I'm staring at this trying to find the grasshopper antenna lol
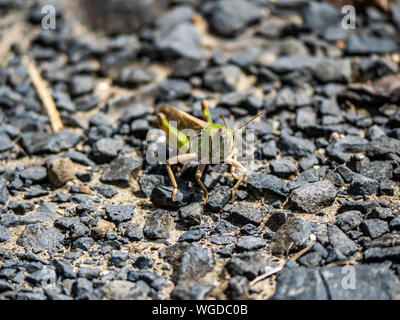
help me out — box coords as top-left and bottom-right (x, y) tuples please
(234, 112), (264, 134)
(219, 110), (227, 128)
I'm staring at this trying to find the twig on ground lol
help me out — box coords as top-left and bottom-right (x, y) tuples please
(250, 242), (315, 286)
(25, 57), (63, 132)
(325, 259), (357, 267)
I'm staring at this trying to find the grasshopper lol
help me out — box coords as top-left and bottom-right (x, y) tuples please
(156, 100), (263, 205)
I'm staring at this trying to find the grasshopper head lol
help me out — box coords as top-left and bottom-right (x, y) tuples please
(206, 125), (234, 162)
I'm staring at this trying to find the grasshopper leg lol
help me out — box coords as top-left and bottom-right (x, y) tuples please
(166, 153), (197, 201)
(225, 158), (248, 203)
(195, 164), (208, 205)
(201, 100), (213, 124)
(229, 148), (240, 181)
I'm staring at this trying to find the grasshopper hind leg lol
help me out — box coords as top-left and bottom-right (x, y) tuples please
(226, 158), (248, 203)
(195, 164), (208, 205)
(166, 153), (197, 202)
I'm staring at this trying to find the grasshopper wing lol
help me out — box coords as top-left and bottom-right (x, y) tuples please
(157, 105), (208, 132)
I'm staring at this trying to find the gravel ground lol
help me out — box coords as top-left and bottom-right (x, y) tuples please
(0, 0), (400, 300)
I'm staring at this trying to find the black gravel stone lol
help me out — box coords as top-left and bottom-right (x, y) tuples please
(270, 218), (327, 256)
(105, 204), (135, 224)
(151, 185), (193, 209)
(100, 157), (142, 185)
(278, 131), (315, 159)
(360, 161), (393, 181)
(367, 207), (397, 222)
(0, 213), (21, 228)
(114, 67), (154, 88)
(209, 234), (236, 245)
(265, 211), (294, 232)
(17, 224), (64, 251)
(133, 256), (154, 270)
(53, 259), (76, 279)
(93, 185), (118, 198)
(0, 279), (14, 293)
(235, 236), (266, 251)
(171, 284), (212, 300)
(346, 35), (398, 55)
(327, 224), (357, 256)
(225, 276), (248, 299)
(24, 185), (49, 199)
(20, 166), (47, 183)
(0, 225), (10, 243)
(204, 186), (230, 212)
(327, 137), (368, 163)
(0, 179), (9, 205)
(78, 268), (101, 280)
(221, 203), (264, 226)
(124, 223), (144, 241)
(390, 216), (400, 231)
(69, 75), (94, 97)
(110, 251), (128, 267)
(155, 22), (202, 60)
(72, 278), (93, 299)
(240, 224), (261, 236)
(337, 200), (379, 215)
(364, 246), (400, 262)
(379, 180), (395, 196)
(0, 133), (14, 152)
(257, 140), (278, 160)
(179, 229), (205, 242)
(21, 130), (82, 155)
(91, 138), (124, 164)
(302, 1), (339, 30)
(8, 201), (35, 215)
(203, 65), (241, 93)
(206, 0), (262, 37)
(143, 209), (174, 240)
(157, 79), (191, 102)
(72, 237), (94, 251)
(290, 180), (336, 213)
(175, 245), (215, 283)
(247, 172), (289, 199)
(361, 219), (390, 239)
(272, 264), (400, 300)
(63, 151), (95, 167)
(367, 137), (400, 159)
(26, 268), (56, 287)
(179, 203), (203, 226)
(269, 158), (298, 178)
(335, 211), (362, 232)
(348, 174), (379, 196)
(138, 174), (166, 198)
(225, 252), (276, 280)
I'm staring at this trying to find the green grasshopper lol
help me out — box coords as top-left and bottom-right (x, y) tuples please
(156, 100), (263, 205)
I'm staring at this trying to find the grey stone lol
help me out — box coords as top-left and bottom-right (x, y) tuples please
(17, 224), (64, 251)
(271, 218), (327, 256)
(207, 0), (262, 37)
(327, 224), (357, 256)
(235, 236), (266, 251)
(100, 157), (142, 185)
(335, 211), (362, 232)
(105, 204), (135, 224)
(361, 219), (390, 239)
(143, 209), (174, 240)
(290, 180), (337, 213)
